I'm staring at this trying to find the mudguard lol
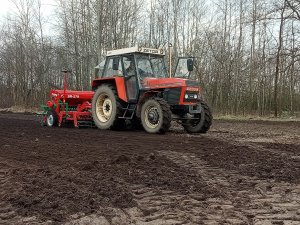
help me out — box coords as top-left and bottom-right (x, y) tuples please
(92, 77), (127, 102)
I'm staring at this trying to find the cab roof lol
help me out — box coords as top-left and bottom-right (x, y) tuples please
(107, 46), (165, 57)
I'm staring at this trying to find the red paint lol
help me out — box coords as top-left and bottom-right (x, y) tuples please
(141, 77), (185, 89)
(142, 77), (200, 105)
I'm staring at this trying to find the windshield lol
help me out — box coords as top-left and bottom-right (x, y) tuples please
(136, 55), (167, 79)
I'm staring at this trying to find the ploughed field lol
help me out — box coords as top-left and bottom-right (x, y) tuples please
(0, 112), (299, 225)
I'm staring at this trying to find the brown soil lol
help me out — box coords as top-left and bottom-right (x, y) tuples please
(0, 113), (299, 225)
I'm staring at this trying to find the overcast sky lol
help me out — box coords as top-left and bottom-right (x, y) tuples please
(0, 0), (58, 37)
(0, 0), (57, 22)
(0, 0), (14, 18)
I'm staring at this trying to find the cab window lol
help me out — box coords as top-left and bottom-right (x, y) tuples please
(95, 60), (105, 78)
(103, 57), (123, 77)
(123, 55), (136, 77)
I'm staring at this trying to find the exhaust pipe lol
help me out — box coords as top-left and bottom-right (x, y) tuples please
(168, 43), (172, 78)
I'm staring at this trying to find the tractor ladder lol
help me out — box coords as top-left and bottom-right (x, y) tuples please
(119, 103), (136, 120)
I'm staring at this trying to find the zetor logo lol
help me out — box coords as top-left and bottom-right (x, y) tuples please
(139, 47), (163, 55)
(186, 87), (199, 92)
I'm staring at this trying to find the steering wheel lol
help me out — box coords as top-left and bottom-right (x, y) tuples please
(126, 74), (136, 80)
(139, 69), (153, 79)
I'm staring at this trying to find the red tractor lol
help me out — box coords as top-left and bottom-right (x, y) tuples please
(42, 47), (212, 134)
(91, 47), (212, 134)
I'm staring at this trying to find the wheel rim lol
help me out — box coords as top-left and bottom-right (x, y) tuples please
(47, 114), (54, 126)
(144, 105), (160, 129)
(96, 93), (113, 123)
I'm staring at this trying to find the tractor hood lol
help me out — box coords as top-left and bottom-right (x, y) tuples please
(141, 77), (200, 91)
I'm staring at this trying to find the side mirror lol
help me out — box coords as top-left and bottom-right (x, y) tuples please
(187, 58), (193, 71)
(112, 58), (119, 71)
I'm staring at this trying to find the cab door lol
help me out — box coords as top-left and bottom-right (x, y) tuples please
(123, 55), (139, 102)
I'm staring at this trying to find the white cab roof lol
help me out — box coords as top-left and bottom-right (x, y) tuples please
(107, 46), (165, 56)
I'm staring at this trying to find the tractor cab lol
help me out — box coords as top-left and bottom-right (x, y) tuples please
(92, 47), (212, 134)
(95, 47), (168, 79)
(95, 47), (166, 101)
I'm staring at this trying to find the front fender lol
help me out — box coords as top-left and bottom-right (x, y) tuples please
(136, 91), (161, 118)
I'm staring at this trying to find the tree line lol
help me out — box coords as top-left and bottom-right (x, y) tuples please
(0, 0), (299, 117)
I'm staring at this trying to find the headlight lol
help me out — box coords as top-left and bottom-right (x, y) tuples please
(184, 92), (199, 101)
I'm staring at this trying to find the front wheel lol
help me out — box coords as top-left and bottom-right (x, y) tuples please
(182, 101), (212, 133)
(141, 98), (171, 134)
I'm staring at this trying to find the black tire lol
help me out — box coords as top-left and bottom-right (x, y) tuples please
(141, 98), (172, 134)
(183, 101), (212, 133)
(41, 115), (47, 126)
(92, 84), (124, 130)
(46, 110), (58, 127)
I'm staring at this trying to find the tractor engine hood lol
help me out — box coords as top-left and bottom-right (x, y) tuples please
(141, 77), (200, 92)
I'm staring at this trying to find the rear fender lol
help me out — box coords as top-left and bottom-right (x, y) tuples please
(92, 77), (127, 102)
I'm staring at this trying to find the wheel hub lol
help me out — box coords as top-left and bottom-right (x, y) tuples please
(47, 115), (53, 126)
(96, 94), (113, 123)
(103, 99), (112, 117)
(145, 106), (160, 128)
(148, 110), (159, 125)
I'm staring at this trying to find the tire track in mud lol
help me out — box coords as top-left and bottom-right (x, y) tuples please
(240, 141), (300, 162)
(127, 185), (202, 224)
(206, 124), (300, 159)
(159, 150), (300, 225)
(67, 184), (222, 225)
(65, 185), (207, 225)
(0, 160), (45, 225)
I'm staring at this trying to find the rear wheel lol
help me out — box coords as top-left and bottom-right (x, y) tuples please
(141, 98), (171, 134)
(182, 101), (212, 133)
(46, 110), (58, 127)
(92, 84), (124, 130)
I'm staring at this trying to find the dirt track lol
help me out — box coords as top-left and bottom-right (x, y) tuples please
(0, 112), (299, 225)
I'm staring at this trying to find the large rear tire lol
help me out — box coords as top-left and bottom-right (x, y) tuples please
(92, 84), (124, 130)
(141, 98), (171, 134)
(183, 101), (212, 133)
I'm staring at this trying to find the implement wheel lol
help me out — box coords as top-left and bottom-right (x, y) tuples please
(92, 84), (124, 130)
(46, 110), (58, 127)
(183, 101), (212, 133)
(141, 98), (171, 134)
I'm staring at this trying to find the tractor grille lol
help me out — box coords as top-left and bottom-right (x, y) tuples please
(164, 88), (181, 105)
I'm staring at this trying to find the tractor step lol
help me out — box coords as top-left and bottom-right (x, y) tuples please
(77, 120), (95, 128)
(119, 104), (136, 119)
